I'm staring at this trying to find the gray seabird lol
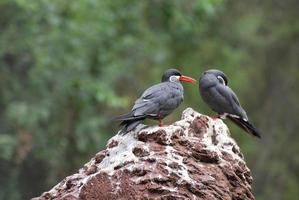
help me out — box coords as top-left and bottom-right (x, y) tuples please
(199, 69), (261, 138)
(114, 69), (196, 134)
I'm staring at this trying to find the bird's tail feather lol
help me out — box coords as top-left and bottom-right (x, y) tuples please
(112, 112), (133, 121)
(119, 119), (143, 135)
(113, 112), (145, 121)
(113, 112), (147, 135)
(227, 116), (261, 138)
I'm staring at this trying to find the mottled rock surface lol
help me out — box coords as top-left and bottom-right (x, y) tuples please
(33, 108), (254, 200)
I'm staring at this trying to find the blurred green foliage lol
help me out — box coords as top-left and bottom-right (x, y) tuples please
(0, 0), (298, 199)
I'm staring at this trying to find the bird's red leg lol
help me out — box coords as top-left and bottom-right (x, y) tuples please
(159, 119), (164, 127)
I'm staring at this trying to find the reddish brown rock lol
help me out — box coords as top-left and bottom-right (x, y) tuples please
(32, 108), (255, 200)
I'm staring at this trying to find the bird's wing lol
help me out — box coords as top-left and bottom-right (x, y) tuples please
(214, 85), (248, 120)
(132, 83), (180, 117)
(227, 115), (261, 138)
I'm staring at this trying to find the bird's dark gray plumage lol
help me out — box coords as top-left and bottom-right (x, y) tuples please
(114, 69), (196, 134)
(199, 69), (261, 138)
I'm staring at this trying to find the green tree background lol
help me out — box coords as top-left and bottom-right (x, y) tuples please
(0, 0), (298, 199)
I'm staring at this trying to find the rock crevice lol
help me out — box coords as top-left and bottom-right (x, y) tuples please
(33, 108), (254, 200)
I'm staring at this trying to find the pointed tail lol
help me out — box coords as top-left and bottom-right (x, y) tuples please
(119, 119), (143, 135)
(113, 112), (146, 135)
(113, 112), (148, 121)
(227, 116), (261, 138)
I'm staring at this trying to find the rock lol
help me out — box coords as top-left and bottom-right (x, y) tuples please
(32, 108), (254, 200)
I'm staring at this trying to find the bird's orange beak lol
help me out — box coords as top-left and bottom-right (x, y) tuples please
(179, 75), (197, 84)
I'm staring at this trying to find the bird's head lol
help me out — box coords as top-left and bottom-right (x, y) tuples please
(162, 68), (196, 84)
(202, 69), (228, 86)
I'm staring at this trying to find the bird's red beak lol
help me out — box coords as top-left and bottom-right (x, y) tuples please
(179, 75), (197, 84)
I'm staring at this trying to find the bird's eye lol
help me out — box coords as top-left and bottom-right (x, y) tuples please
(217, 76), (226, 85)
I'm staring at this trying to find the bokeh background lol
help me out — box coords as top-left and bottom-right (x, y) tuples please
(0, 0), (298, 199)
